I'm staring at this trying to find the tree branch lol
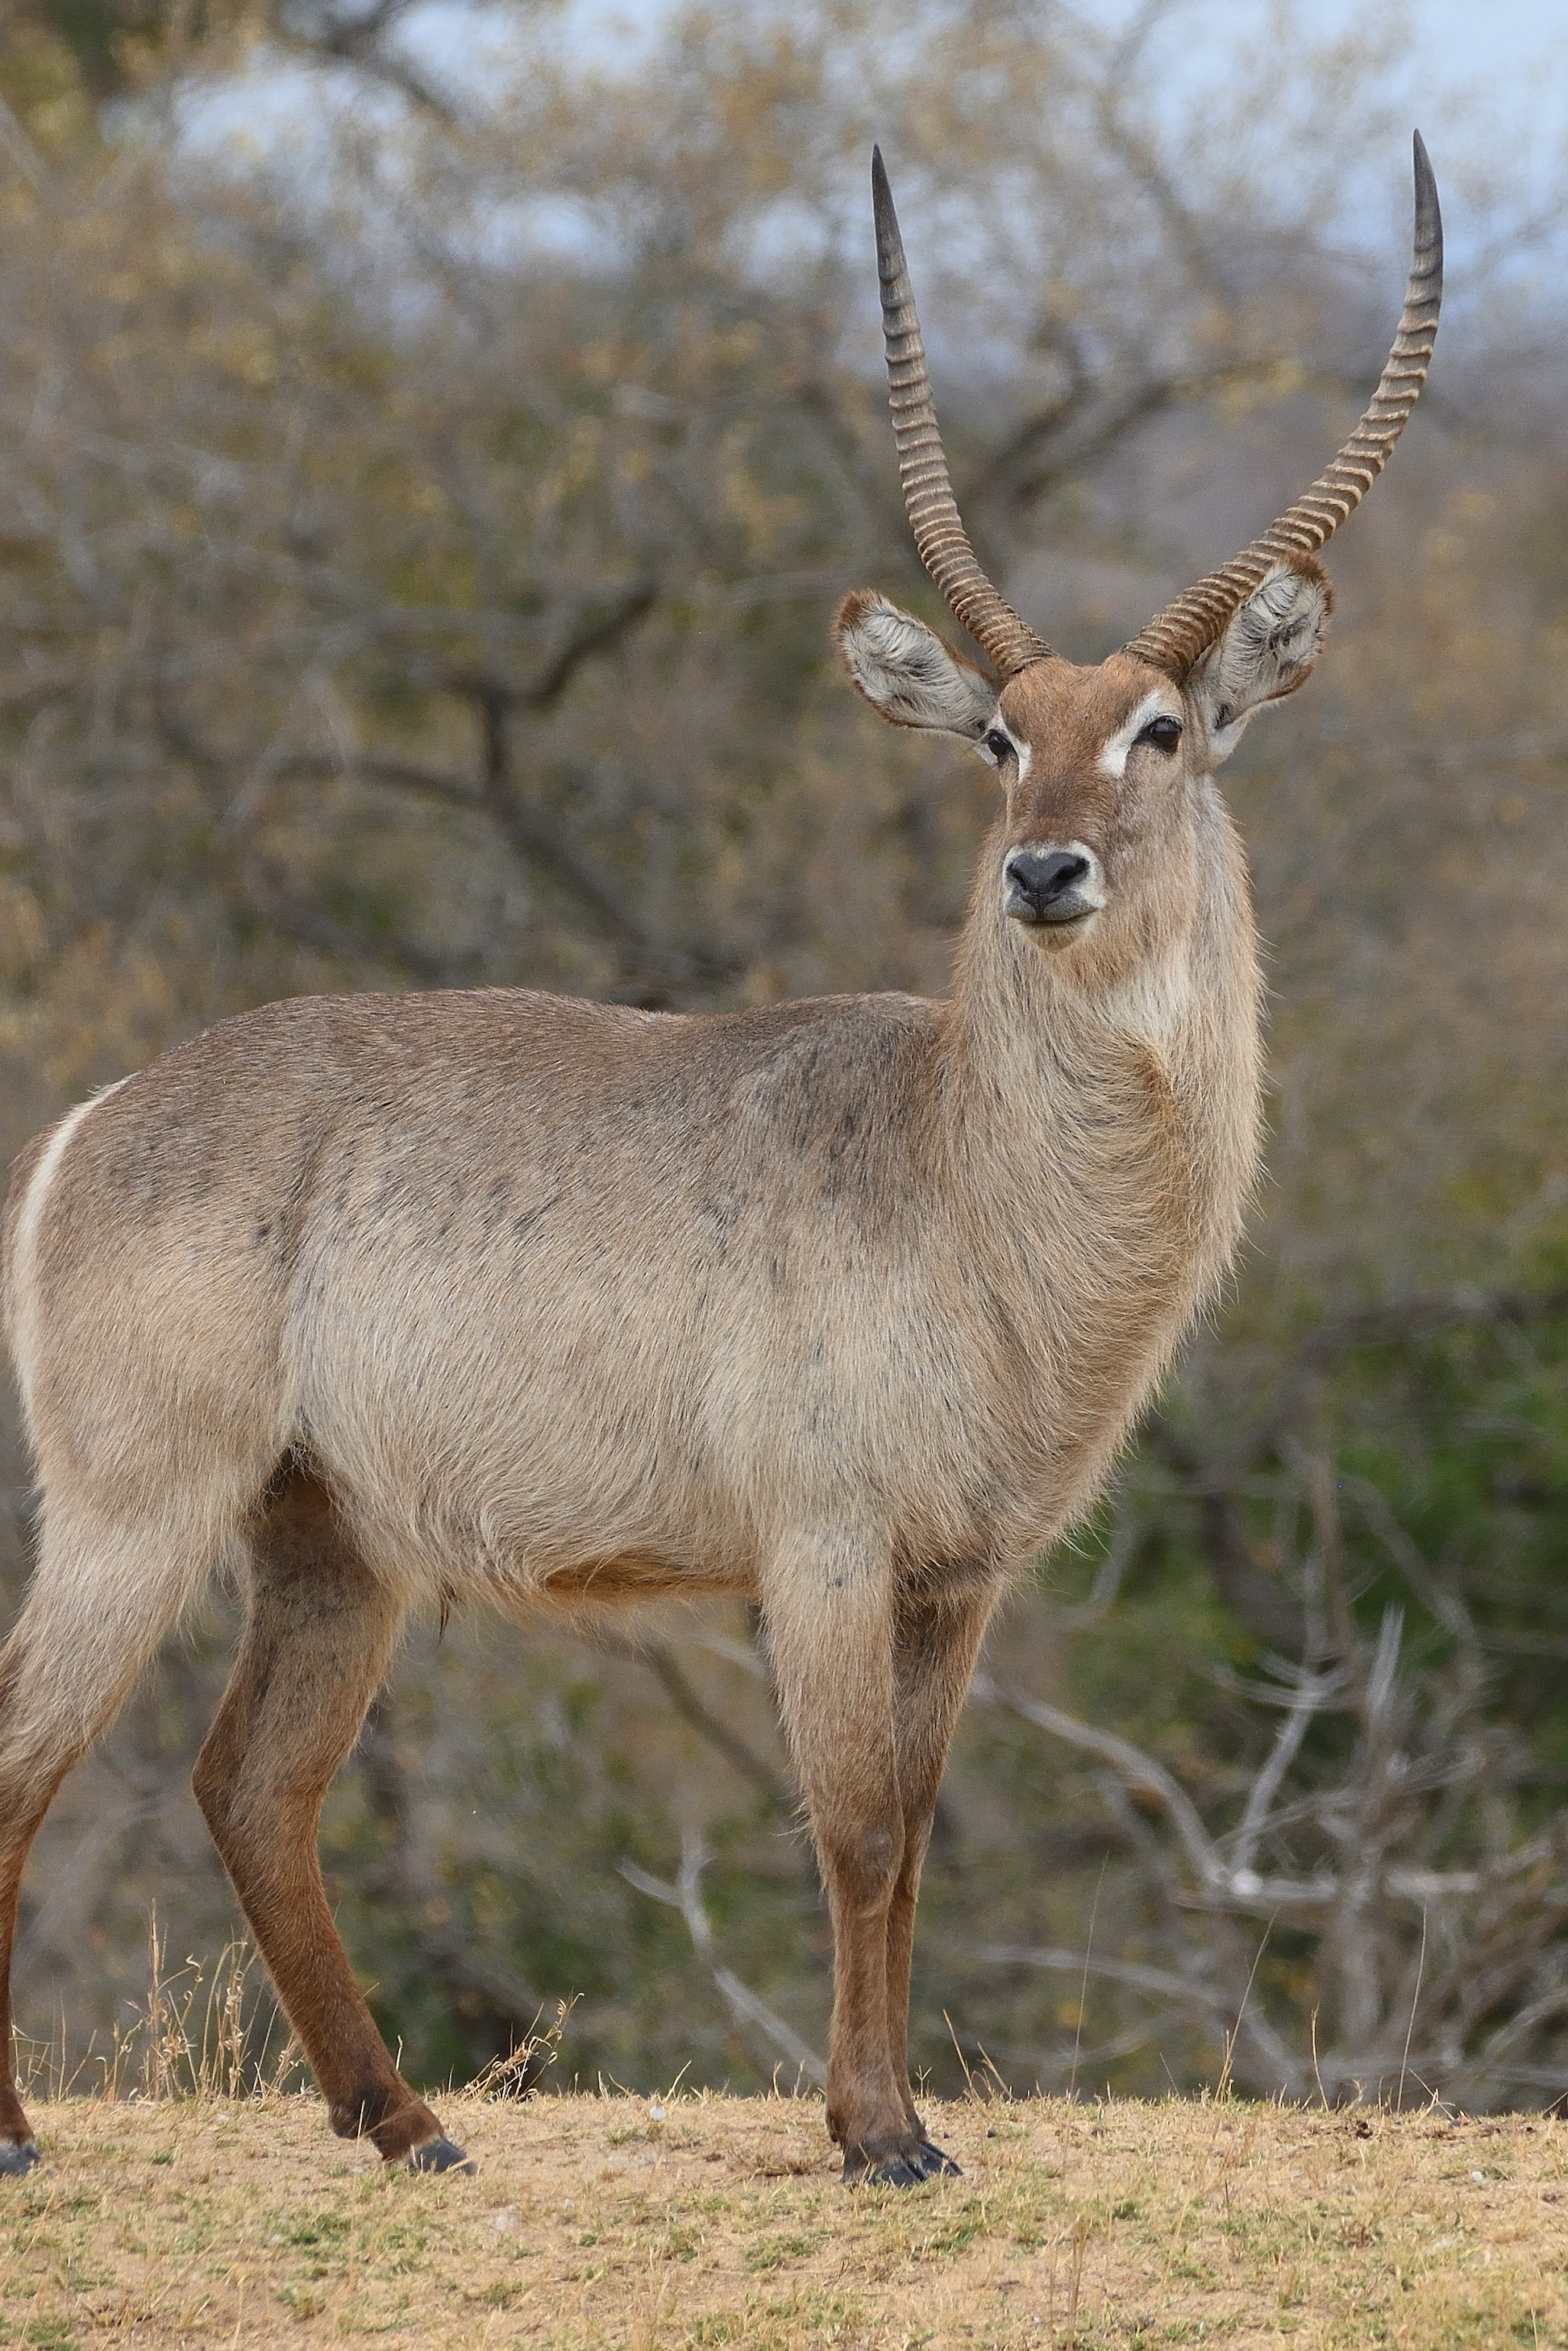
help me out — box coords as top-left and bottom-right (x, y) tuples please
(621, 1833), (826, 2088)
(972, 1669), (1221, 1890)
(601, 1637), (793, 1810)
(440, 582), (659, 714)
(271, 0), (468, 123)
(471, 691), (739, 996)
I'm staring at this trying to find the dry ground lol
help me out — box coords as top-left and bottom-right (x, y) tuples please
(3, 2091), (1568, 2349)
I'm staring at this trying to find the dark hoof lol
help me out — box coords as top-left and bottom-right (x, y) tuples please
(842, 2137), (960, 2188)
(0, 2140), (40, 2178)
(863, 2155), (926, 2187)
(408, 2135), (476, 2176)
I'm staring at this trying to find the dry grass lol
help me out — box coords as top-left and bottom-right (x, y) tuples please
(3, 2089), (1568, 2349)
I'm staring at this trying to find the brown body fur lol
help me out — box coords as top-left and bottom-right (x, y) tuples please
(0, 645), (1266, 2182)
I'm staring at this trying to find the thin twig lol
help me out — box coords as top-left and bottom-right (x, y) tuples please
(1398, 1908), (1429, 2112)
(620, 1834), (826, 2088)
(1069, 1857), (1107, 2102)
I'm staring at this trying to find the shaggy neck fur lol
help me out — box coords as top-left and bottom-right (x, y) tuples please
(930, 790), (1264, 1542)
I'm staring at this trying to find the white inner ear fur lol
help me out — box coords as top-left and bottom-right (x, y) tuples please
(1189, 564), (1331, 765)
(835, 593), (997, 737)
(1098, 689), (1181, 780)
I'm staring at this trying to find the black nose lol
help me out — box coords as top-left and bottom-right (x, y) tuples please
(1004, 849), (1092, 925)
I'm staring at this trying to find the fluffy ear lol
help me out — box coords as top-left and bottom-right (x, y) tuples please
(834, 590), (997, 736)
(1188, 560), (1333, 766)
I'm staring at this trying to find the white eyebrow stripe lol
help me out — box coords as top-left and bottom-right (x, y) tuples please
(1097, 689), (1180, 780)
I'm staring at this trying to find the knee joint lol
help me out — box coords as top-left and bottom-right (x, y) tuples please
(823, 1816), (904, 1900)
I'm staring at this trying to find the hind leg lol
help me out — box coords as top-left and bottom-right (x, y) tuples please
(193, 1467), (469, 2172)
(0, 1502), (214, 2174)
(0, 1632), (76, 2174)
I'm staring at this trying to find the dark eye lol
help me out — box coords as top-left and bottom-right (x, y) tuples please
(1137, 714), (1183, 754)
(983, 728), (1014, 764)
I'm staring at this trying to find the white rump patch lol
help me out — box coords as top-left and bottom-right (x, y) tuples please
(834, 592), (996, 737)
(1098, 690), (1182, 781)
(1190, 562), (1331, 764)
(9, 1078), (127, 1424)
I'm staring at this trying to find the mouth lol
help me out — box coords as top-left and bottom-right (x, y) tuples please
(1004, 888), (1101, 930)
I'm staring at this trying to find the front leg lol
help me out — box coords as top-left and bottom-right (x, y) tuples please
(886, 1575), (999, 2166)
(763, 1529), (934, 2185)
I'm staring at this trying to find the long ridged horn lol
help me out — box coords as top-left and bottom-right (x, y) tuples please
(872, 146), (1052, 677)
(1125, 132), (1443, 680)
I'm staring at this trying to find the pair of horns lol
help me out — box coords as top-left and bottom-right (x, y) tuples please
(871, 137), (1442, 682)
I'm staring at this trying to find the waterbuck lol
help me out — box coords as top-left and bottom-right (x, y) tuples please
(0, 140), (1440, 2185)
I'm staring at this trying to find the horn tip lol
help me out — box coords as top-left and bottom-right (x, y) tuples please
(871, 143), (899, 248)
(1411, 128), (1442, 257)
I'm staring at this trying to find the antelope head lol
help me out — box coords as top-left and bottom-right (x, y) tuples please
(837, 143), (1442, 959)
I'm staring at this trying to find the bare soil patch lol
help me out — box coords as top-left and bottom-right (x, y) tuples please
(2, 2091), (1566, 2348)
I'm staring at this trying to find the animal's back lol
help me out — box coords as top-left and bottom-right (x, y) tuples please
(6, 984), (965, 1605)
